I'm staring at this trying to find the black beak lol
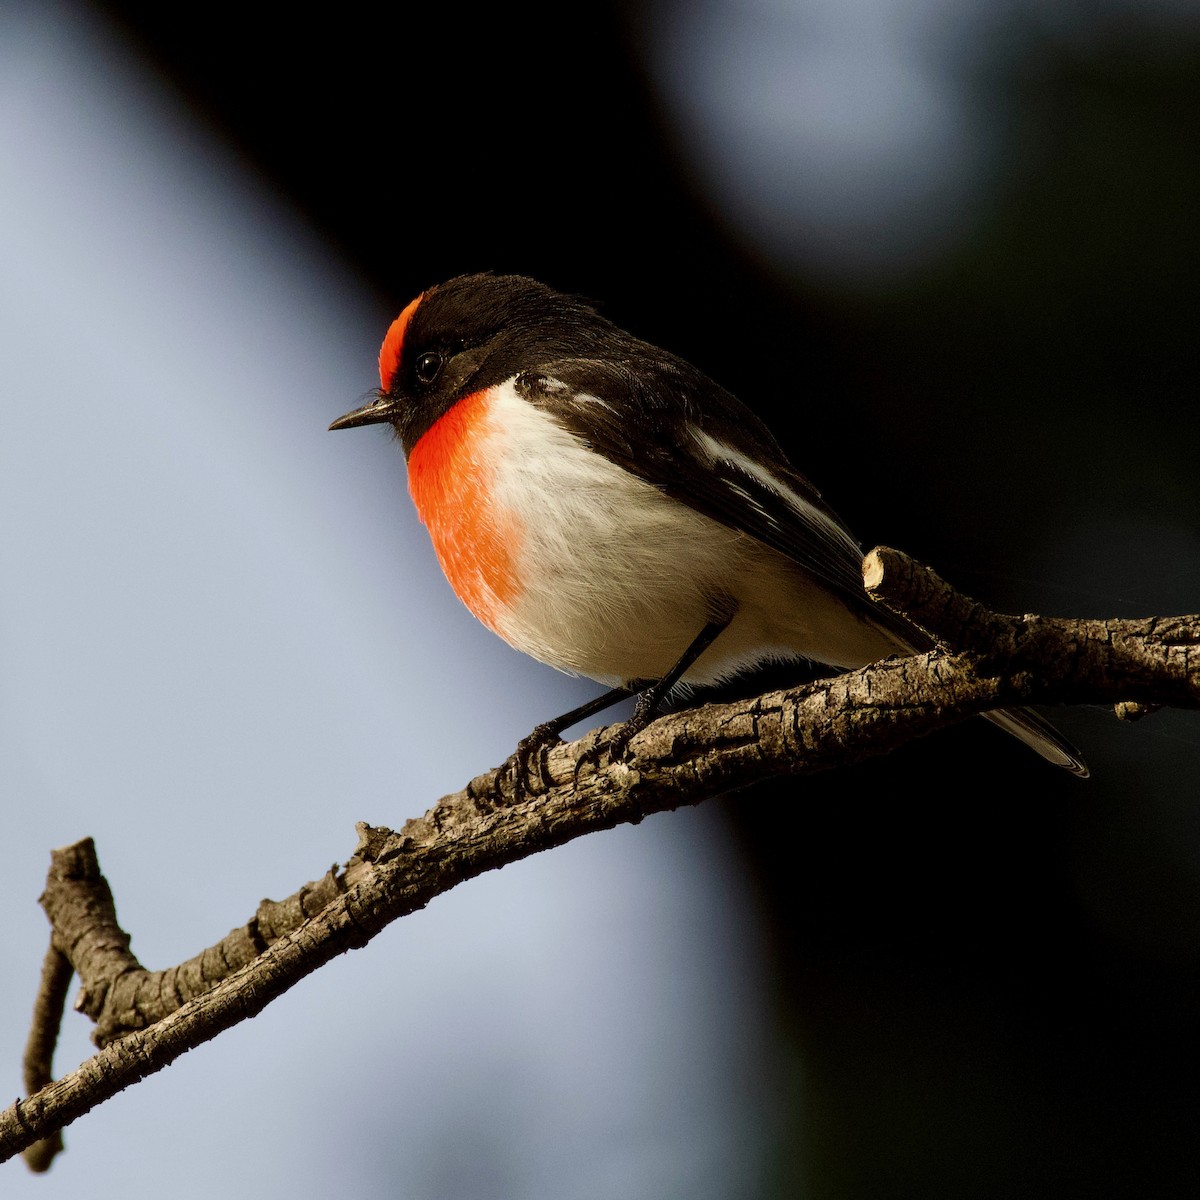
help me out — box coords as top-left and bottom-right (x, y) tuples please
(329, 396), (402, 431)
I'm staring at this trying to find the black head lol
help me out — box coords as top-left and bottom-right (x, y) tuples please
(329, 273), (622, 454)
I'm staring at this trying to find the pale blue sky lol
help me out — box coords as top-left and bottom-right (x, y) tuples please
(0, 3), (775, 1195)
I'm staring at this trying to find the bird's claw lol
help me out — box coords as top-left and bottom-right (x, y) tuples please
(571, 716), (643, 782)
(503, 721), (564, 799)
(604, 723), (636, 763)
(508, 693), (657, 796)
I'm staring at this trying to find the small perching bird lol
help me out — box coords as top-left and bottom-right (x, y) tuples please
(331, 273), (1087, 779)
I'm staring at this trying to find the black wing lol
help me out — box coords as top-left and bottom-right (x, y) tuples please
(516, 356), (1088, 775)
(515, 354), (908, 635)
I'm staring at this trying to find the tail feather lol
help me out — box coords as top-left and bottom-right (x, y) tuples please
(985, 708), (1089, 778)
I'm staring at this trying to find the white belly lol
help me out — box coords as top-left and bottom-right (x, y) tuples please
(484, 382), (898, 686)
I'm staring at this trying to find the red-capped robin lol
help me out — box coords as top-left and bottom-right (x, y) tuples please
(331, 273), (1086, 780)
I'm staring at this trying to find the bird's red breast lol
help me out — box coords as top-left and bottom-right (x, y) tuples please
(406, 388), (523, 634)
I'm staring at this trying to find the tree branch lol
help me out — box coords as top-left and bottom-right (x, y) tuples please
(4, 548), (1197, 1168)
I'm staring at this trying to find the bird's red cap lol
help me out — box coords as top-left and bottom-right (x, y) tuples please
(378, 292), (423, 392)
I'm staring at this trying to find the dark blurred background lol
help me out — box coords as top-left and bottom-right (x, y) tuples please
(64, 0), (1200, 1194)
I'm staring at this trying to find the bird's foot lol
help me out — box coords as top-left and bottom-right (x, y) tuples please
(572, 703), (655, 781)
(610, 691), (659, 760)
(602, 720), (638, 764)
(502, 720), (564, 800)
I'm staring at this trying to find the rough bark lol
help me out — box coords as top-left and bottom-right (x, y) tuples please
(4, 548), (1197, 1169)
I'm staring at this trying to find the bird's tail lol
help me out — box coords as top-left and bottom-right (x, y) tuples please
(985, 708), (1089, 778)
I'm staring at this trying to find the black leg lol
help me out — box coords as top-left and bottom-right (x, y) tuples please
(508, 685), (637, 795)
(507, 614), (734, 795)
(532, 685), (638, 740)
(604, 617), (732, 760)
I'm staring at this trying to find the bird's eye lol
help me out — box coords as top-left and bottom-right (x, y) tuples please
(414, 351), (444, 386)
